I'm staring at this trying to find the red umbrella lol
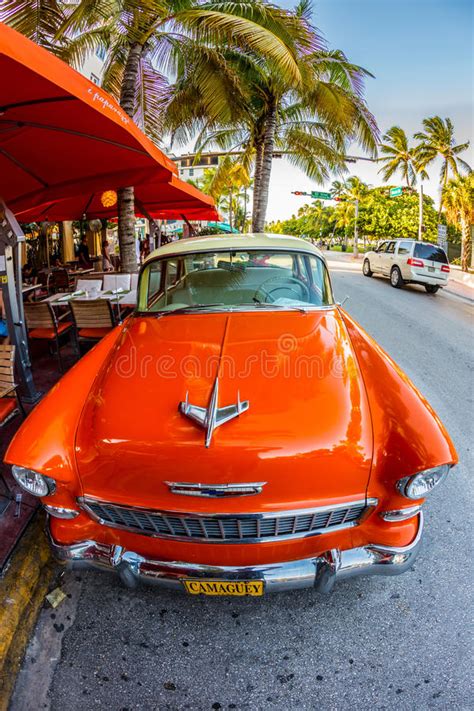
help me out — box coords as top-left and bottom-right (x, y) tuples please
(0, 22), (176, 211)
(15, 175), (219, 222)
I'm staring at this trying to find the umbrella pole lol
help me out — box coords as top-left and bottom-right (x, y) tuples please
(135, 200), (161, 250)
(181, 214), (196, 237)
(0, 203), (41, 403)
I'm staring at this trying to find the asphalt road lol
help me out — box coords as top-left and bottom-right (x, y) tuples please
(11, 260), (473, 711)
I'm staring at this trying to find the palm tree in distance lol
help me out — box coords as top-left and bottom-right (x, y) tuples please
(378, 126), (427, 187)
(414, 117), (471, 217)
(442, 173), (474, 272)
(166, 2), (378, 232)
(2, 0), (304, 270)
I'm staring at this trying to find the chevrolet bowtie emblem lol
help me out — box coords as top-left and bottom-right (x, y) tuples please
(179, 376), (249, 447)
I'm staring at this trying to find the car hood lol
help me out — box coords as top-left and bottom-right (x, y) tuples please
(75, 310), (373, 512)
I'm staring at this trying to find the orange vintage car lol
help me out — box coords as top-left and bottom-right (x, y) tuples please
(6, 234), (457, 596)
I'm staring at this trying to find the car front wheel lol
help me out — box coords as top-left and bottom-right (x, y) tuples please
(390, 266), (404, 288)
(425, 284), (440, 294)
(363, 259), (373, 277)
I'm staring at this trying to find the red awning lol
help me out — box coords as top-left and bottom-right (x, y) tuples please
(0, 22), (176, 211)
(15, 174), (219, 222)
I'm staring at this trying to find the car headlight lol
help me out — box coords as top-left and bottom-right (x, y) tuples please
(11, 465), (56, 497)
(397, 464), (450, 500)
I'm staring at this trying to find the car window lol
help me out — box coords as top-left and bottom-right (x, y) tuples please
(385, 242), (396, 254)
(414, 243), (448, 263)
(138, 249), (334, 312)
(397, 241), (412, 255)
(377, 242), (387, 252)
(146, 261), (163, 307)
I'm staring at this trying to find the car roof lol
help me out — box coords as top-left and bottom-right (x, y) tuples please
(145, 233), (325, 262)
(382, 239), (443, 247)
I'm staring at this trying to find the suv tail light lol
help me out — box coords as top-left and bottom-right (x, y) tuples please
(407, 258), (424, 267)
(441, 264), (450, 273)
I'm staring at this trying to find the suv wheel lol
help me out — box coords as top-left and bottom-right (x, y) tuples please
(390, 266), (403, 288)
(425, 284), (440, 294)
(363, 259), (373, 277)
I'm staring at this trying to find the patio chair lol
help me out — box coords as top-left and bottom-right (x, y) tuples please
(0, 345), (25, 427)
(69, 299), (116, 346)
(103, 274), (131, 292)
(49, 268), (72, 294)
(24, 302), (75, 372)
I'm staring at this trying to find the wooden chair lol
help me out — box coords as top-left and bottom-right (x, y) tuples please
(49, 268), (72, 294)
(69, 299), (116, 346)
(24, 302), (75, 372)
(0, 345), (25, 427)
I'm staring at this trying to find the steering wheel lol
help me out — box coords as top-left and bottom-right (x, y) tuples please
(254, 275), (310, 304)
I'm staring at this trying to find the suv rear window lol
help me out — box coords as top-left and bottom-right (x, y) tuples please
(414, 243), (448, 263)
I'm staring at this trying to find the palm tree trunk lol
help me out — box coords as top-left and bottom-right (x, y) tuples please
(229, 188), (233, 229)
(251, 140), (264, 231)
(117, 43), (143, 273)
(253, 102), (277, 232)
(460, 218), (471, 272)
(438, 161), (449, 222)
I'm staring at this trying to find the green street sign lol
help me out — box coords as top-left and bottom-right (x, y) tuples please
(311, 191), (332, 200)
(389, 187), (403, 197)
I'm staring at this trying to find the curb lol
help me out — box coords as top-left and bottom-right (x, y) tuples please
(0, 512), (55, 711)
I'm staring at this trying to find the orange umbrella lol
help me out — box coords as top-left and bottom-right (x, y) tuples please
(16, 175), (219, 222)
(0, 22), (176, 211)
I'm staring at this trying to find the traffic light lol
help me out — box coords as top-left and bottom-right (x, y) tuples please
(292, 191), (306, 196)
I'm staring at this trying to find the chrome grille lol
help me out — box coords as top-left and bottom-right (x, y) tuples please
(79, 497), (372, 543)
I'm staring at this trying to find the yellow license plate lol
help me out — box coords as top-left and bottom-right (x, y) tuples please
(182, 579), (264, 596)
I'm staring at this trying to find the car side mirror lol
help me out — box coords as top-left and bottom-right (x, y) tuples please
(336, 295), (350, 307)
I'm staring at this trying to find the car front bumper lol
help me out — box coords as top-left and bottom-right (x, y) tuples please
(47, 513), (423, 594)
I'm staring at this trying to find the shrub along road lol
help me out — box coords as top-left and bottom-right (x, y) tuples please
(10, 265), (473, 711)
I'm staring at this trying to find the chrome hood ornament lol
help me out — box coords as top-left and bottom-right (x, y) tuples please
(179, 376), (249, 447)
(165, 482), (266, 497)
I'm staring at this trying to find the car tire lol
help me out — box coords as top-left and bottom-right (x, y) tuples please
(425, 284), (440, 294)
(390, 266), (404, 288)
(363, 259), (373, 277)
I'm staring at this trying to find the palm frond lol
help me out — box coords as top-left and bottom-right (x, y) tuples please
(1, 0), (65, 47)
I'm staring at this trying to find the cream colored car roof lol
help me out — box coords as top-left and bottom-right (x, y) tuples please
(145, 233), (325, 262)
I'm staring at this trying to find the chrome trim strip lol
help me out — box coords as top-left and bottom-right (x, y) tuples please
(165, 481), (267, 497)
(77, 496), (378, 545)
(47, 513), (423, 593)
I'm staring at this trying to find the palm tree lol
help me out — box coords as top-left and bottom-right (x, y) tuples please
(2, 0), (303, 271)
(378, 126), (427, 187)
(166, 5), (378, 232)
(414, 117), (471, 199)
(205, 157), (250, 229)
(442, 173), (474, 272)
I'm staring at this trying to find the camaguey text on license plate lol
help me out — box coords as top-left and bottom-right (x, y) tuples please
(182, 579), (264, 596)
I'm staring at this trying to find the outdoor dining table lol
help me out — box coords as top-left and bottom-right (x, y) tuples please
(21, 284), (39, 296)
(44, 289), (137, 308)
(67, 268), (95, 275)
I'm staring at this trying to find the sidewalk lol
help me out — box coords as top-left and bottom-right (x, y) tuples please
(324, 250), (474, 302)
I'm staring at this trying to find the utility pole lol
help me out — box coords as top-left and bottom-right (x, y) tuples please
(418, 183), (423, 241)
(353, 199), (359, 258)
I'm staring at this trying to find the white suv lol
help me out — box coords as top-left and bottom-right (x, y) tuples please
(363, 239), (450, 294)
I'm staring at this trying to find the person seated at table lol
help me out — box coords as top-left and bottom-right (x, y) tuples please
(102, 240), (114, 272)
(51, 255), (64, 269)
(22, 262), (38, 284)
(77, 235), (92, 269)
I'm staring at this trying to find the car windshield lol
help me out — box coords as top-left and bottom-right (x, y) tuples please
(413, 243), (448, 263)
(137, 249), (334, 313)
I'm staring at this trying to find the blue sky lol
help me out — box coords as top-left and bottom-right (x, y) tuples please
(267, 0), (473, 221)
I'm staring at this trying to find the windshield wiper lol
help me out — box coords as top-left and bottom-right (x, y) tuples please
(251, 300), (309, 313)
(156, 303), (227, 316)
